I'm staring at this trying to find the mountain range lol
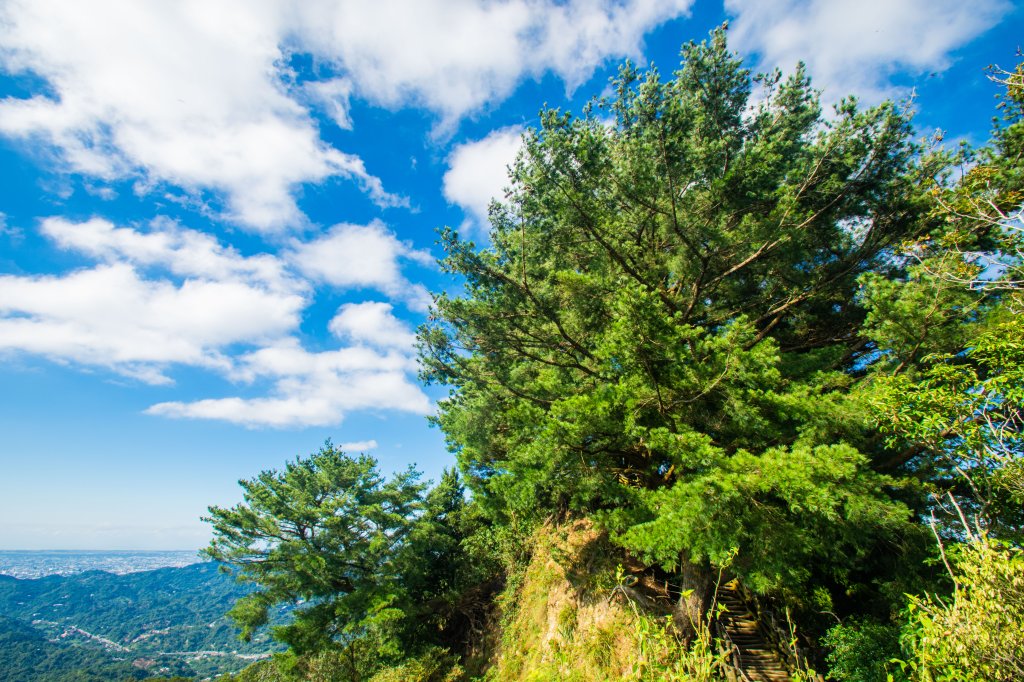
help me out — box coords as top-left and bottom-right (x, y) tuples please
(0, 561), (282, 680)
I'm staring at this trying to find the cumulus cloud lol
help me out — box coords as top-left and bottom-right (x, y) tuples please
(289, 220), (434, 310)
(145, 298), (430, 428)
(329, 301), (418, 350)
(726, 0), (1009, 104)
(443, 126), (524, 234)
(19, 218), (307, 384)
(0, 217), (306, 384)
(0, 0), (403, 232)
(0, 1), (705, 427)
(0, 217), (432, 426)
(295, 0), (694, 125)
(148, 337), (431, 428)
(0, 1), (692, 229)
(0, 263), (302, 384)
(41, 216), (302, 294)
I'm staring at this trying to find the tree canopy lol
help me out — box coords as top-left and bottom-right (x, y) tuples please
(420, 28), (947, 608)
(204, 442), (489, 680)
(205, 443), (425, 654)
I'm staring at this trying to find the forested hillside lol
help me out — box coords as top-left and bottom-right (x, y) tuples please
(203, 29), (1024, 682)
(0, 563), (283, 681)
(0, 615), (145, 682)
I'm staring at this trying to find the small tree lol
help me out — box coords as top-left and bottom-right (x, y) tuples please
(204, 442), (424, 661)
(865, 58), (1024, 541)
(900, 539), (1024, 681)
(827, 57), (1024, 682)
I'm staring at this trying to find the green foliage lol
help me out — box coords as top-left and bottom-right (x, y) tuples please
(898, 540), (1024, 681)
(206, 443), (490, 680)
(0, 615), (146, 682)
(206, 39), (1024, 682)
(613, 443), (911, 595)
(205, 441), (425, 655)
(218, 645), (465, 682)
(420, 26), (931, 611)
(862, 55), (1024, 542)
(0, 564), (276, 681)
(823, 619), (905, 682)
(0, 563), (272, 654)
(397, 468), (499, 649)
(595, 611), (726, 682)
(626, 609), (727, 681)
(868, 314), (1024, 537)
(854, 56), (1024, 682)
(368, 648), (465, 682)
(220, 659), (281, 682)
(486, 522), (728, 682)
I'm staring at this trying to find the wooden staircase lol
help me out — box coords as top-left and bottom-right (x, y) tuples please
(718, 581), (791, 682)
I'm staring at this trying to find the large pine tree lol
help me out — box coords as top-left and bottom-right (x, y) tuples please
(419, 28), (955, 625)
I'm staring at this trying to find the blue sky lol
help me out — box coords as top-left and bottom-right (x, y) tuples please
(0, 0), (1019, 550)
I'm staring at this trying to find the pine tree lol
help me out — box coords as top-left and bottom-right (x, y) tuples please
(420, 27), (941, 625)
(204, 442), (424, 659)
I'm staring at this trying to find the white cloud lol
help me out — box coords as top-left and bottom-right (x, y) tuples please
(145, 295), (430, 427)
(289, 220), (434, 310)
(0, 216), (433, 425)
(329, 301), (418, 350)
(0, 212), (21, 241)
(0, 0), (403, 232)
(10, 217), (307, 383)
(0, 263), (303, 383)
(444, 126), (524, 234)
(148, 338), (431, 428)
(0, 1), (692, 228)
(726, 0), (1009, 104)
(338, 439), (379, 452)
(305, 78), (355, 130)
(295, 0), (694, 126)
(0, 0), (701, 427)
(41, 216), (302, 294)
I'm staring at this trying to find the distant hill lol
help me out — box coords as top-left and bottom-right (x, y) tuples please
(0, 615), (145, 682)
(0, 562), (284, 680)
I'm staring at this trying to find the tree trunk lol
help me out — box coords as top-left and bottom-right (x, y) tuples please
(673, 555), (714, 642)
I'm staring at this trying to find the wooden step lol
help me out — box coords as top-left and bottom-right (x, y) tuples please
(720, 584), (793, 682)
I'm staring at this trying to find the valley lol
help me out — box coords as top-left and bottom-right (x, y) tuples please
(0, 561), (283, 681)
